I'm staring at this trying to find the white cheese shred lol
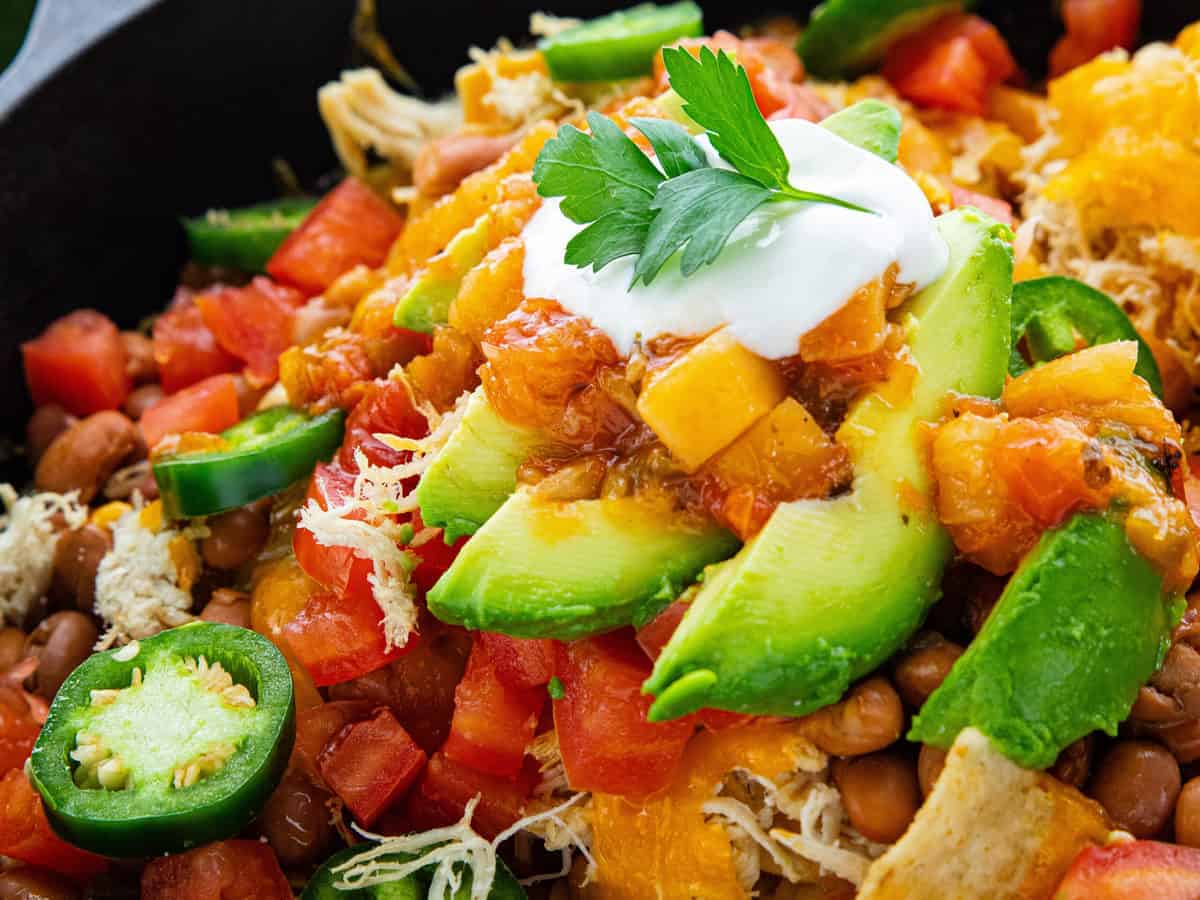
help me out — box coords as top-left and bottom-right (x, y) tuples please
(0, 485), (86, 625)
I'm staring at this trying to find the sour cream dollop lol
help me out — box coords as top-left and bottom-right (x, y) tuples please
(521, 118), (949, 359)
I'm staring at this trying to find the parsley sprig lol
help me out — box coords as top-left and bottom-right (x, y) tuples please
(532, 45), (871, 286)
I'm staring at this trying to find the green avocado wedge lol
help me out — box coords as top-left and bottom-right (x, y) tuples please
(414, 388), (548, 542)
(911, 514), (1181, 769)
(644, 208), (1012, 720)
(427, 490), (739, 639)
(799, 0), (967, 79)
(821, 100), (902, 164)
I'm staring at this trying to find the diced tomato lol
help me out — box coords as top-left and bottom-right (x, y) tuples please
(282, 586), (409, 687)
(141, 839), (292, 900)
(153, 303), (241, 393)
(339, 377), (430, 471)
(0, 685), (42, 776)
(409, 511), (466, 595)
(267, 178), (405, 295)
(1056, 840), (1200, 899)
(1051, 0), (1141, 76)
(443, 642), (544, 779)
(0, 770), (108, 877)
(636, 601), (690, 662)
(293, 699), (376, 781)
(554, 632), (695, 799)
(318, 707), (427, 825)
(949, 186), (1015, 226)
(22, 310), (131, 416)
(402, 751), (537, 840)
(195, 277), (304, 386)
(292, 463), (375, 603)
(476, 633), (554, 689)
(139, 373), (240, 449)
(884, 14), (1016, 115)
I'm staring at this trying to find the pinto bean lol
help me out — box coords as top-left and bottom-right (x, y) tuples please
(199, 589), (252, 629)
(0, 868), (81, 900)
(121, 331), (158, 384)
(799, 677), (905, 757)
(1175, 776), (1200, 848)
(35, 411), (139, 503)
(123, 384), (164, 421)
(25, 406), (76, 465)
(832, 751), (921, 843)
(24, 612), (98, 700)
(1088, 740), (1180, 838)
(893, 635), (963, 708)
(917, 744), (947, 798)
(0, 628), (27, 671)
(413, 131), (520, 197)
(201, 508), (270, 571)
(259, 773), (336, 868)
(51, 524), (112, 612)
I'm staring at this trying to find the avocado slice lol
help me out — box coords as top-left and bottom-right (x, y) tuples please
(910, 513), (1181, 769)
(644, 208), (1013, 720)
(821, 100), (902, 163)
(393, 213), (491, 334)
(799, 0), (967, 79)
(414, 388), (547, 542)
(427, 489), (739, 639)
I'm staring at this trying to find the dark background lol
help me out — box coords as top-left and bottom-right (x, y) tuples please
(0, 0), (1195, 468)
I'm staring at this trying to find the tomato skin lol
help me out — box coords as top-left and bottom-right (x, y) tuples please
(153, 303), (241, 393)
(0, 769), (108, 877)
(318, 707), (428, 825)
(554, 632), (695, 799)
(409, 519), (466, 595)
(267, 178), (405, 295)
(22, 310), (131, 417)
(635, 601), (690, 662)
(476, 633), (554, 689)
(443, 642), (545, 779)
(195, 277), (304, 385)
(141, 839), (292, 900)
(0, 686), (42, 776)
(292, 463), (375, 604)
(281, 588), (408, 687)
(1051, 0), (1141, 75)
(139, 373), (241, 449)
(884, 14), (1016, 115)
(1056, 841), (1200, 899)
(401, 751), (537, 840)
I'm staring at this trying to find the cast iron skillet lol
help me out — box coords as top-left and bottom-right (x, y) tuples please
(0, 0), (1194, 485)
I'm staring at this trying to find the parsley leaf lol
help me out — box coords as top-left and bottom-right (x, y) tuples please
(629, 117), (710, 178)
(660, 45), (790, 190)
(533, 111), (663, 223)
(565, 207), (656, 272)
(634, 169), (772, 285)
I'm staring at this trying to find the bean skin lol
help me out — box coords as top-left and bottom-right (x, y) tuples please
(917, 744), (947, 798)
(35, 411), (139, 503)
(24, 612), (98, 701)
(1088, 740), (1180, 838)
(25, 406), (76, 465)
(832, 751), (922, 843)
(800, 677), (905, 757)
(199, 589), (252, 629)
(51, 525), (112, 612)
(259, 773), (336, 868)
(893, 637), (963, 709)
(0, 868), (81, 900)
(201, 508), (269, 571)
(1175, 775), (1200, 847)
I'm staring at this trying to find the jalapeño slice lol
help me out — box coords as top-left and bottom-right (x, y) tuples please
(1010, 275), (1164, 398)
(539, 1), (703, 82)
(30, 622), (294, 858)
(153, 405), (344, 518)
(302, 846), (526, 899)
(182, 197), (316, 273)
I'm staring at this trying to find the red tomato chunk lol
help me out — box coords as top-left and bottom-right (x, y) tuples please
(1056, 840), (1200, 900)
(476, 632), (555, 690)
(402, 751), (536, 840)
(267, 178), (405, 295)
(22, 310), (131, 416)
(153, 302), (240, 393)
(0, 769), (108, 877)
(195, 277), (304, 385)
(139, 373), (240, 449)
(141, 839), (292, 900)
(281, 588), (408, 687)
(318, 707), (427, 826)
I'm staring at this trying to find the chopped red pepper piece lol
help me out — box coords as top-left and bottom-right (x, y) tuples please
(22, 310), (131, 417)
(318, 707), (428, 826)
(267, 178), (405, 295)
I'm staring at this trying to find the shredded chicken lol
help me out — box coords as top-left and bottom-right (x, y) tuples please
(0, 485), (87, 625)
(318, 68), (461, 177)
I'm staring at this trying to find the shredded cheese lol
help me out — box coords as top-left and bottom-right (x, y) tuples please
(528, 12), (581, 38)
(93, 507), (198, 648)
(0, 485), (87, 625)
(318, 68), (461, 177)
